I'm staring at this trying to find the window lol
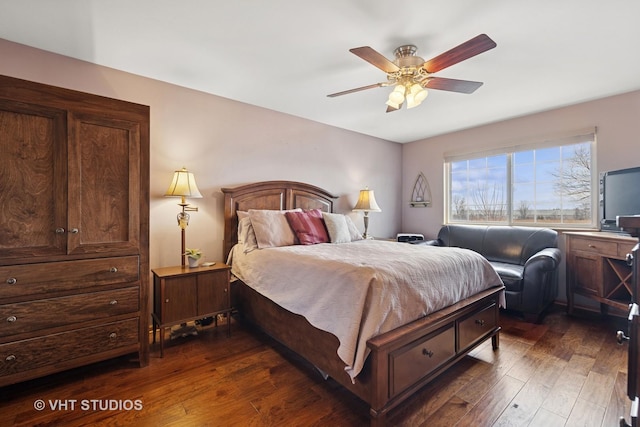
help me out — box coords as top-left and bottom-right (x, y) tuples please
(445, 131), (596, 228)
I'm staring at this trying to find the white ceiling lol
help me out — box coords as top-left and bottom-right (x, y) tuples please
(1, 1), (639, 143)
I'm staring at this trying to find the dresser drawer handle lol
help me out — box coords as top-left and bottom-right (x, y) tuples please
(6, 278), (17, 285)
(5, 355), (16, 362)
(422, 348), (434, 358)
(6, 316), (17, 323)
(109, 300), (118, 305)
(109, 332), (117, 340)
(588, 244), (596, 248)
(475, 319), (485, 326)
(110, 267), (118, 273)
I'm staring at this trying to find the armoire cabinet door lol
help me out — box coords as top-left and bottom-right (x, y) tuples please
(67, 113), (141, 255)
(0, 100), (68, 259)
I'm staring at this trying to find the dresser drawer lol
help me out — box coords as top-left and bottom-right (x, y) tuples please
(0, 287), (139, 337)
(0, 256), (139, 299)
(570, 237), (619, 257)
(390, 325), (455, 396)
(458, 303), (497, 350)
(0, 318), (139, 377)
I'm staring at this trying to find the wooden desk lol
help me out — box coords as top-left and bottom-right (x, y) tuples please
(565, 231), (637, 315)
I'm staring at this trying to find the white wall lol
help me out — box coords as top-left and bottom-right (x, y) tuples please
(0, 38), (403, 270)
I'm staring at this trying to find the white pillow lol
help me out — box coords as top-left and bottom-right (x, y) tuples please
(237, 215), (258, 253)
(345, 216), (364, 241)
(322, 212), (351, 243)
(248, 209), (301, 249)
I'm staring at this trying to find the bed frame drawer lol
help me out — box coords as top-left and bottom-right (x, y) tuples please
(390, 325), (455, 396)
(458, 302), (497, 351)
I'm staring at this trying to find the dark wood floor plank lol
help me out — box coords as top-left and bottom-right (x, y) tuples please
(565, 397), (605, 427)
(605, 371), (632, 427)
(579, 370), (616, 407)
(493, 379), (549, 426)
(456, 375), (524, 426)
(530, 407), (568, 426)
(541, 370), (587, 418)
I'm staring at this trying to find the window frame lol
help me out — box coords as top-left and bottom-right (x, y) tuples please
(444, 130), (598, 229)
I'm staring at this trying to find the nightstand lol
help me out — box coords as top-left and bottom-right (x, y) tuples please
(151, 263), (232, 357)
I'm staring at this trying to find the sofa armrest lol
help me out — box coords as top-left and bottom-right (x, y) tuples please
(523, 247), (561, 271)
(520, 247), (561, 319)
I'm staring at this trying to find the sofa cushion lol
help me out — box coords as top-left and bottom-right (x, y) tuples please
(437, 225), (487, 255)
(490, 261), (524, 292)
(483, 226), (558, 265)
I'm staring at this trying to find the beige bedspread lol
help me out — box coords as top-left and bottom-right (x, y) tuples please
(230, 239), (504, 381)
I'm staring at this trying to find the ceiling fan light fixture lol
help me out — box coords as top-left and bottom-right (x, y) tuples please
(406, 93), (418, 109)
(388, 85), (406, 105)
(411, 84), (428, 103)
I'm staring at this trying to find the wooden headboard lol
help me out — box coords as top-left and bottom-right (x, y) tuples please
(221, 181), (338, 259)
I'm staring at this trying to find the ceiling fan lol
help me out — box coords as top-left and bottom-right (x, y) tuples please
(327, 34), (496, 112)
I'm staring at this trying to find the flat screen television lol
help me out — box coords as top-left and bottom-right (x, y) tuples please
(599, 166), (640, 233)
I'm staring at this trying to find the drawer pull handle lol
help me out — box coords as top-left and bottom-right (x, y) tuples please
(55, 227), (66, 234)
(69, 228), (79, 234)
(7, 315), (17, 323)
(6, 278), (17, 285)
(588, 244), (596, 248)
(422, 348), (434, 358)
(109, 300), (118, 305)
(5, 355), (16, 362)
(110, 267), (118, 273)
(109, 332), (117, 340)
(475, 319), (485, 326)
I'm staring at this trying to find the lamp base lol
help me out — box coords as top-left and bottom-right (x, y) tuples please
(362, 212), (370, 239)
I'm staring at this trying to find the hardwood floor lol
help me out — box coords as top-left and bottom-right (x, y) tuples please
(0, 306), (632, 426)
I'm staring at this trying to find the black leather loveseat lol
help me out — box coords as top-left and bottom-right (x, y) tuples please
(424, 225), (561, 323)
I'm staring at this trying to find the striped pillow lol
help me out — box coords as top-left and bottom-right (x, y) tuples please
(285, 209), (330, 245)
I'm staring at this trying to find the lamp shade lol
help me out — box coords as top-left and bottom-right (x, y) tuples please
(164, 167), (203, 199)
(353, 188), (381, 212)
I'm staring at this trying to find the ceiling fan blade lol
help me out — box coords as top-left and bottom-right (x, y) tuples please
(425, 77), (484, 94)
(386, 103), (402, 113)
(422, 34), (496, 74)
(350, 46), (400, 73)
(327, 82), (386, 97)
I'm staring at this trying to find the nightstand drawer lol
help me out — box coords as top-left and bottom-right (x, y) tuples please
(0, 256), (139, 300)
(0, 319), (139, 377)
(0, 287), (139, 337)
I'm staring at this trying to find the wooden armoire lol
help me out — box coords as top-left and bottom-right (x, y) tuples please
(0, 75), (150, 386)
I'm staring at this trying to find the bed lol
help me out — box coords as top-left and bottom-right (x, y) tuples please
(222, 181), (505, 426)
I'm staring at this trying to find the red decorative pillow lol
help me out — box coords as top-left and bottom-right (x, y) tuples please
(285, 209), (330, 245)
